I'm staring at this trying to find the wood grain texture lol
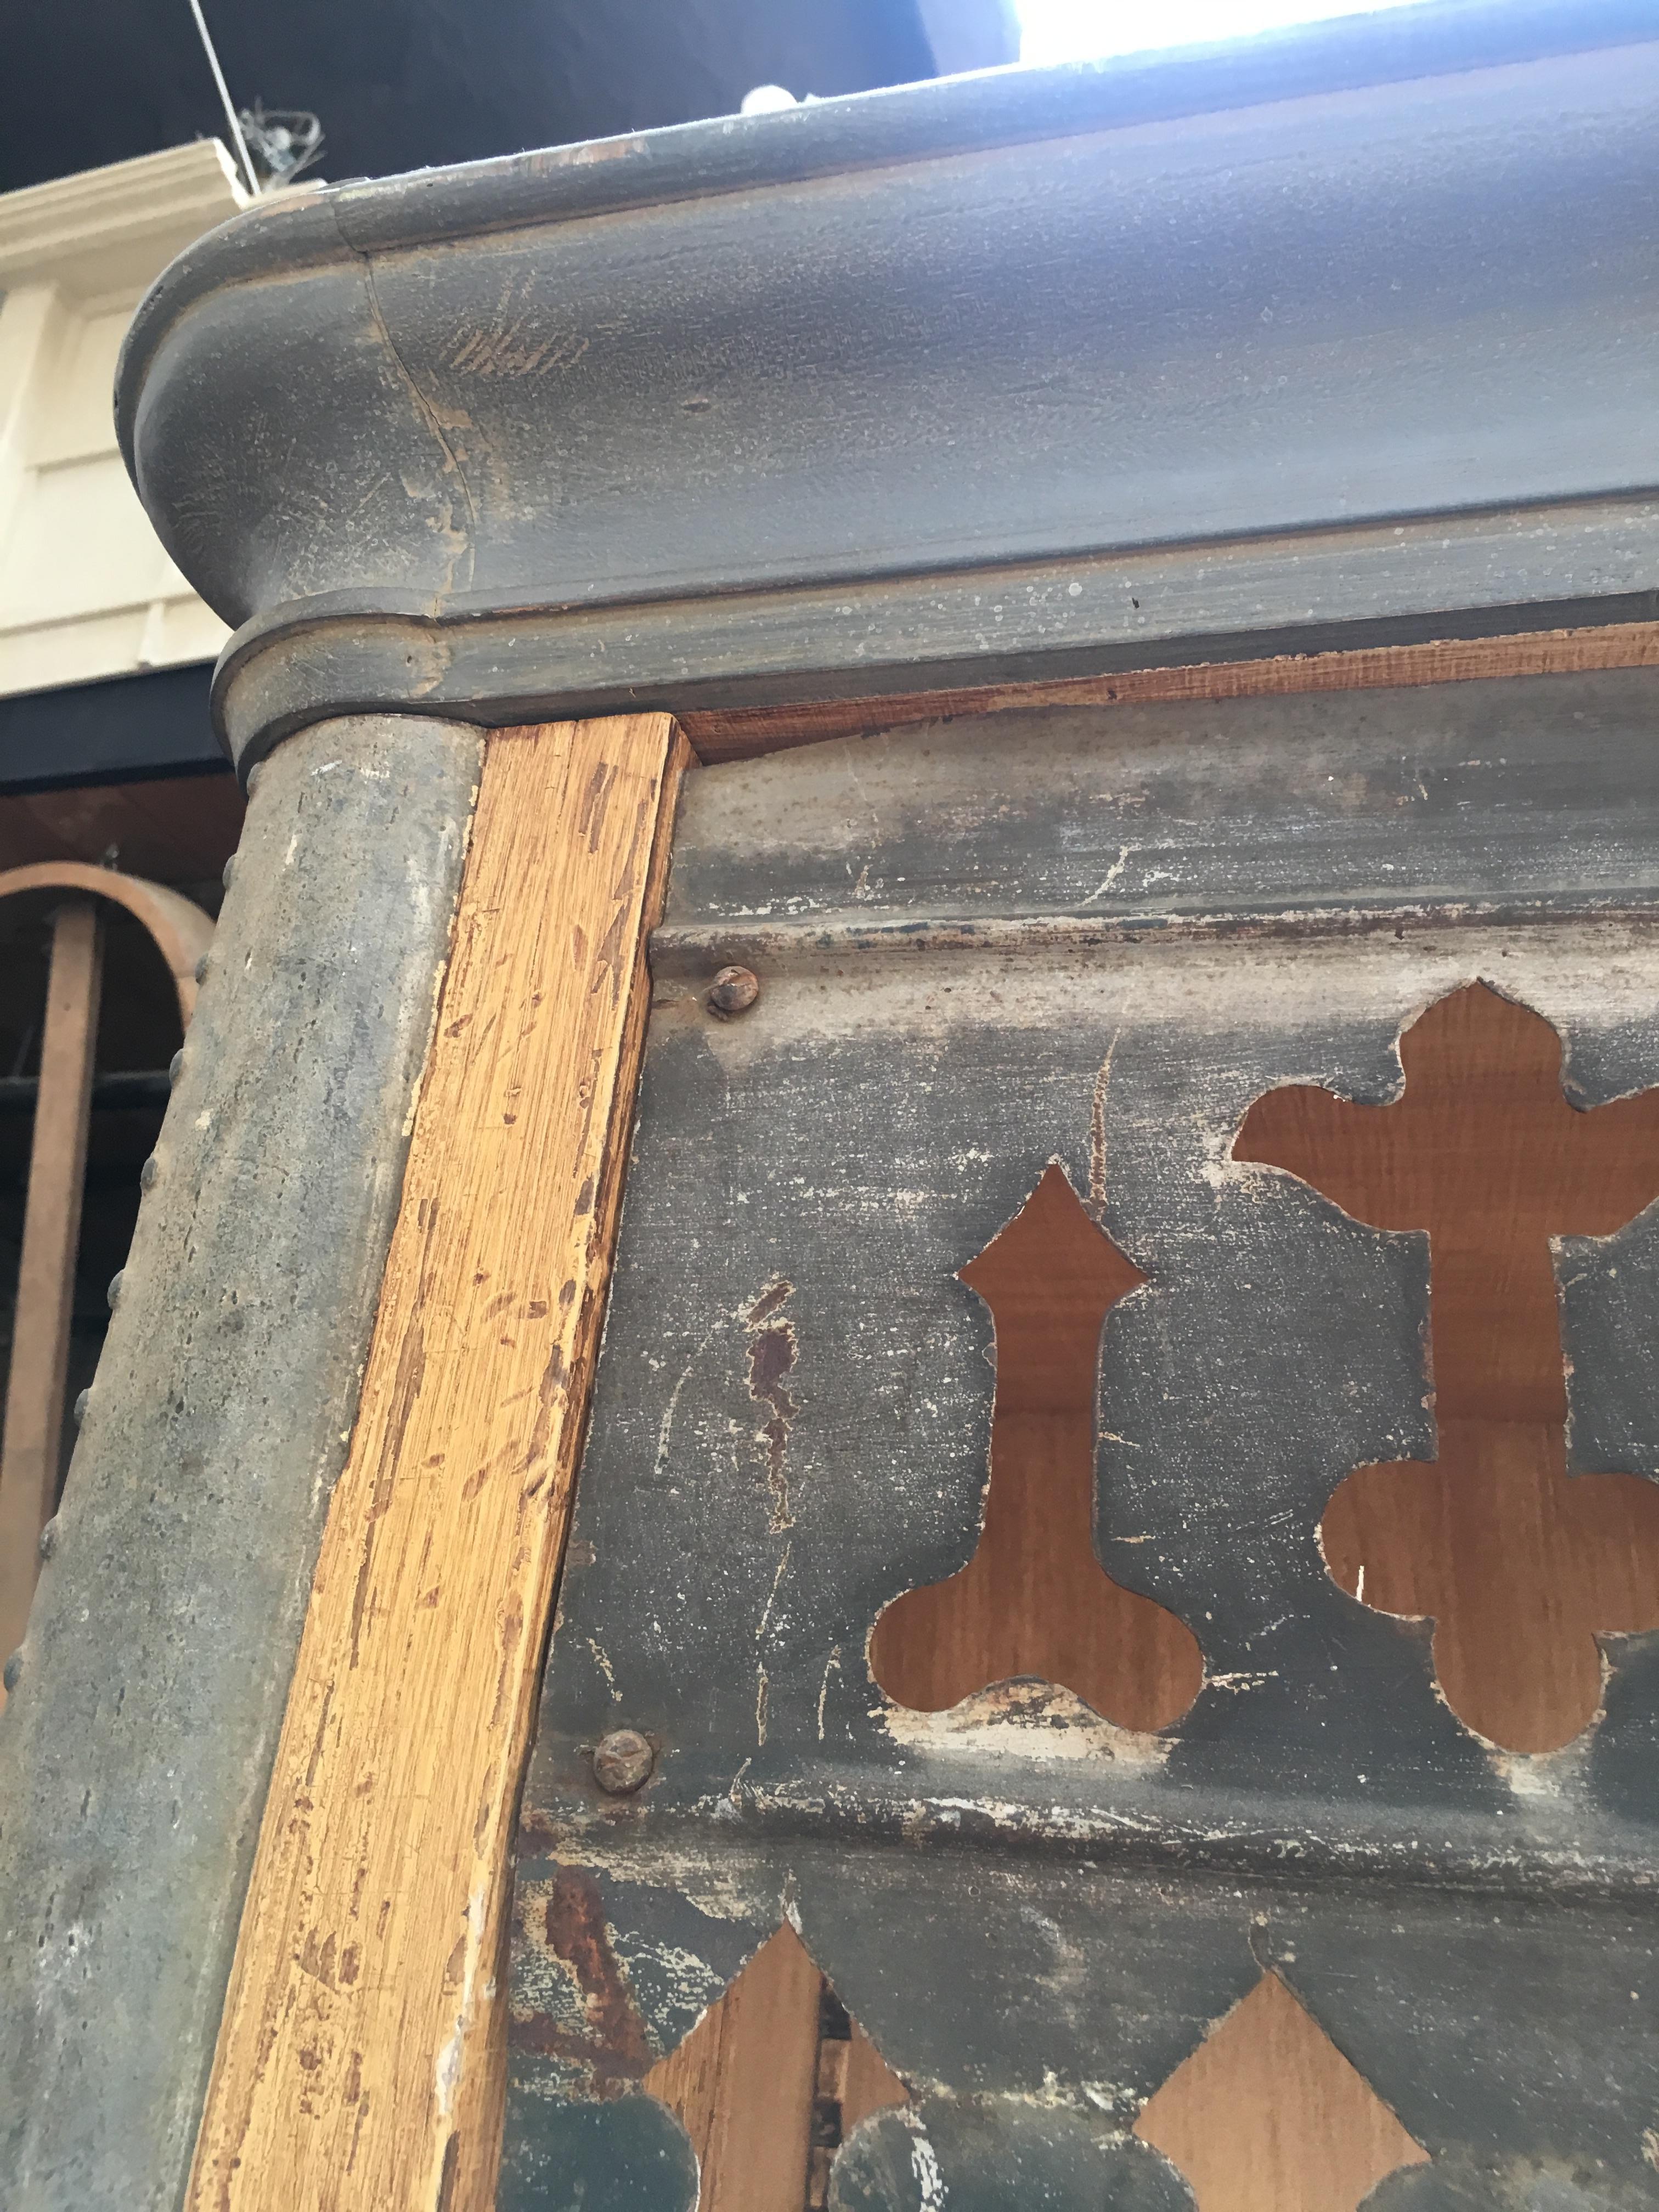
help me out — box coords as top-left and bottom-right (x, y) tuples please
(184, 714), (688, 2212)
(679, 621), (1659, 763)
(1135, 1972), (1426, 2212)
(0, 899), (101, 1666)
(872, 1165), (1203, 1731)
(1238, 981), (1659, 1752)
(646, 1924), (909, 2211)
(647, 1926), (824, 2210)
(837, 2026), (907, 2140)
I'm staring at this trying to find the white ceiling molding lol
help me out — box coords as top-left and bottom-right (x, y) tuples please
(0, 139), (250, 298)
(0, 140), (251, 707)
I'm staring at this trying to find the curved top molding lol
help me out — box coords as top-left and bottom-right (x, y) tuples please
(118, 1), (1659, 775)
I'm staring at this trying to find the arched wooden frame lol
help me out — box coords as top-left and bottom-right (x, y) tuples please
(0, 863), (215, 1671)
(0, 862), (215, 1026)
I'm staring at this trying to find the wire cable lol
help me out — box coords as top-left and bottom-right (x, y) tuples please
(183, 0), (262, 198)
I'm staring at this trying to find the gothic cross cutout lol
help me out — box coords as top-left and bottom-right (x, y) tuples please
(1235, 981), (1659, 1753)
(871, 1165), (1203, 1734)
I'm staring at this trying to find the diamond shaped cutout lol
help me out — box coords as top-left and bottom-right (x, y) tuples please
(1135, 1971), (1427, 2212)
(647, 1925), (906, 2207)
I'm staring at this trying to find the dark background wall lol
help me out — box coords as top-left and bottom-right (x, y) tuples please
(0, 0), (1009, 195)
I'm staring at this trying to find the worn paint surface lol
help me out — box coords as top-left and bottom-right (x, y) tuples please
(504, 678), (1659, 2210)
(114, 20), (1659, 771)
(0, 716), (483, 2212)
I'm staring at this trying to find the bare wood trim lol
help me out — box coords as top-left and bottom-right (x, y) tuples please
(184, 713), (690, 2212)
(0, 900), (102, 1667)
(0, 861), (215, 1023)
(678, 621), (1659, 764)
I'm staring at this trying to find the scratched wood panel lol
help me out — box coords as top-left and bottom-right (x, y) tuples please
(877, 983), (1657, 2200)
(678, 620), (1659, 763)
(871, 1167), (1408, 2198)
(551, 658), (1659, 2201)
(185, 714), (689, 2212)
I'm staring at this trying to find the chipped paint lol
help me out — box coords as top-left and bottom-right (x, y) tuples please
(509, 1865), (655, 2098)
(881, 1678), (1175, 1769)
(508, 690), (1659, 2204)
(744, 1278), (798, 1531)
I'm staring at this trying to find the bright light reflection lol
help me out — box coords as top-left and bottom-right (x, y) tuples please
(1019, 0), (1432, 66)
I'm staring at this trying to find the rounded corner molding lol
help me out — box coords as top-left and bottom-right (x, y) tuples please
(120, 4), (1659, 770)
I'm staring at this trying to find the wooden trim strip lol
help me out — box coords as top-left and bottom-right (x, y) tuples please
(678, 620), (1659, 763)
(0, 899), (101, 1669)
(185, 713), (690, 2212)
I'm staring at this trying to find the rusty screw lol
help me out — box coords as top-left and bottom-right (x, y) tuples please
(707, 964), (760, 1018)
(592, 1728), (655, 1795)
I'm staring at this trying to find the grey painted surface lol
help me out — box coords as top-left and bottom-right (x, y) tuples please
(0, 716), (480, 2211)
(657, 668), (1659, 934)
(504, 675), (1659, 2208)
(210, 503), (1659, 778)
(113, 6), (1659, 774)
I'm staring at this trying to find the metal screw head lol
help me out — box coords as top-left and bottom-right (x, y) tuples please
(222, 854), (238, 891)
(707, 965), (760, 1018)
(245, 760), (264, 798)
(71, 1389), (89, 1429)
(592, 1728), (655, 1795)
(3, 1650), (22, 1694)
(194, 952), (211, 985)
(38, 1517), (57, 1563)
(139, 1154), (159, 1194)
(168, 1048), (184, 1088)
(106, 1269), (125, 1312)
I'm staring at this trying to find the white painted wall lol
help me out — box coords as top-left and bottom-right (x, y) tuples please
(0, 141), (250, 701)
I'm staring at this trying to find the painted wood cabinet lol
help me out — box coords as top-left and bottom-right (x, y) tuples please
(2, 9), (1658, 2209)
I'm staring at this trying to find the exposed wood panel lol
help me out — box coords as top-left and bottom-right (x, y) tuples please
(0, 898), (100, 1667)
(1135, 1972), (1426, 2212)
(1238, 981), (1659, 1752)
(679, 621), (1659, 763)
(872, 1165), (1203, 1732)
(184, 714), (688, 2212)
(838, 2027), (906, 2138)
(647, 1926), (823, 2210)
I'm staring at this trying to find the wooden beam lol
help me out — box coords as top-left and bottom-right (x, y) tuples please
(0, 898), (101, 1669)
(678, 620), (1659, 764)
(185, 714), (690, 2212)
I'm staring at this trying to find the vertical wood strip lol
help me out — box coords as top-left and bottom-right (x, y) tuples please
(0, 898), (101, 1664)
(186, 714), (689, 2212)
